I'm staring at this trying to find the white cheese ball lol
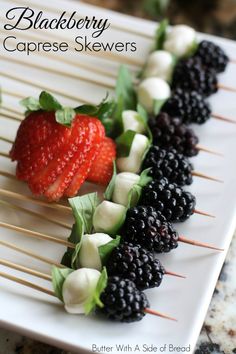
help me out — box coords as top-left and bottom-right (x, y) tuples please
(62, 268), (101, 314)
(143, 50), (174, 82)
(78, 233), (113, 271)
(112, 172), (140, 206)
(163, 25), (196, 58)
(137, 78), (171, 113)
(93, 200), (126, 235)
(116, 134), (150, 173)
(122, 110), (146, 134)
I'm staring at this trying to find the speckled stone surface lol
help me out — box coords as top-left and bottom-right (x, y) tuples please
(0, 233), (235, 354)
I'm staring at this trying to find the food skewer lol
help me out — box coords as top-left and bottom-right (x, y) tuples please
(0, 200), (71, 229)
(0, 111), (22, 122)
(0, 105), (22, 117)
(0, 266), (177, 321)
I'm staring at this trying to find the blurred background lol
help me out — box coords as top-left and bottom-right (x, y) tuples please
(82, 0), (236, 39)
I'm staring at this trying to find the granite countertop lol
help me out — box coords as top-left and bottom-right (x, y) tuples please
(0, 233), (235, 354)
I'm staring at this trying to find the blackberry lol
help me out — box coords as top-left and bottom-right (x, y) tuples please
(143, 145), (193, 186)
(106, 242), (165, 290)
(140, 178), (196, 222)
(98, 276), (149, 322)
(121, 206), (179, 253)
(194, 40), (229, 73)
(149, 112), (199, 156)
(162, 88), (211, 125)
(172, 57), (218, 97)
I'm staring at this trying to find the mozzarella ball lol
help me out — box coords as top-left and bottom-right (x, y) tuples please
(143, 50), (174, 82)
(137, 78), (171, 113)
(112, 172), (140, 206)
(78, 233), (113, 271)
(163, 25), (196, 58)
(116, 134), (150, 173)
(62, 268), (101, 314)
(122, 110), (146, 134)
(93, 201), (126, 235)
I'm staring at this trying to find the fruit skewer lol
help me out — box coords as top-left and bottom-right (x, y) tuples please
(0, 262), (177, 322)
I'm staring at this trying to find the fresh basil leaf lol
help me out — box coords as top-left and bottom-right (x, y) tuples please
(98, 236), (121, 266)
(115, 65), (137, 111)
(154, 19), (168, 50)
(39, 91), (62, 111)
(127, 168), (153, 208)
(116, 130), (136, 158)
(69, 193), (99, 235)
(61, 193), (99, 267)
(104, 162), (117, 201)
(184, 39), (199, 58)
(55, 107), (76, 127)
(153, 99), (167, 115)
(71, 238), (83, 270)
(20, 97), (41, 112)
(136, 104), (153, 142)
(51, 266), (73, 302)
(84, 267), (108, 315)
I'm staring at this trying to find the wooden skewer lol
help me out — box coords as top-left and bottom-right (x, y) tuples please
(144, 308), (177, 321)
(212, 113), (236, 124)
(0, 188), (71, 213)
(0, 111), (22, 122)
(1, 105), (22, 117)
(0, 136), (14, 144)
(0, 239), (64, 268)
(0, 71), (94, 105)
(2, 88), (25, 100)
(1, 55), (115, 90)
(0, 200), (71, 230)
(0, 171), (15, 180)
(196, 145), (223, 157)
(0, 152), (9, 158)
(217, 83), (236, 93)
(0, 221), (75, 248)
(194, 209), (215, 218)
(192, 171), (223, 183)
(179, 236), (223, 251)
(0, 271), (55, 297)
(0, 258), (52, 281)
(165, 270), (186, 279)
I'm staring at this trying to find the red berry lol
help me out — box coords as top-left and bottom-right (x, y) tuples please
(87, 137), (116, 186)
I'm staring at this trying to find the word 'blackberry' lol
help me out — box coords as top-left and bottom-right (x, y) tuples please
(194, 40), (229, 74)
(122, 206), (179, 253)
(162, 89), (211, 125)
(98, 276), (149, 322)
(107, 242), (165, 290)
(149, 112), (199, 157)
(140, 178), (196, 222)
(143, 145), (193, 186)
(172, 57), (218, 97)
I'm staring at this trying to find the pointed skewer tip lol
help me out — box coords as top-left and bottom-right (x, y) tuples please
(194, 209), (216, 218)
(165, 270), (186, 279)
(144, 308), (177, 322)
(179, 236), (224, 251)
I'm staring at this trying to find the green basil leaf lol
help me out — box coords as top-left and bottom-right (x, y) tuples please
(127, 168), (153, 208)
(51, 266), (73, 302)
(116, 130), (136, 158)
(153, 99), (167, 115)
(104, 162), (117, 201)
(20, 97), (41, 112)
(98, 235), (121, 266)
(55, 107), (76, 127)
(71, 238), (83, 270)
(115, 65), (137, 111)
(39, 91), (62, 111)
(61, 193), (99, 267)
(84, 267), (108, 315)
(136, 104), (153, 143)
(154, 19), (168, 50)
(69, 193), (99, 235)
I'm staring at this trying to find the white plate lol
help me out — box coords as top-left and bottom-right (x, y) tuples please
(0, 1), (236, 353)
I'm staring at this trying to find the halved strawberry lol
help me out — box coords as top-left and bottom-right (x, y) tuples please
(87, 137), (116, 185)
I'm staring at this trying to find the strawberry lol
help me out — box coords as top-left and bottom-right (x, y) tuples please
(87, 137), (116, 185)
(29, 115), (105, 200)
